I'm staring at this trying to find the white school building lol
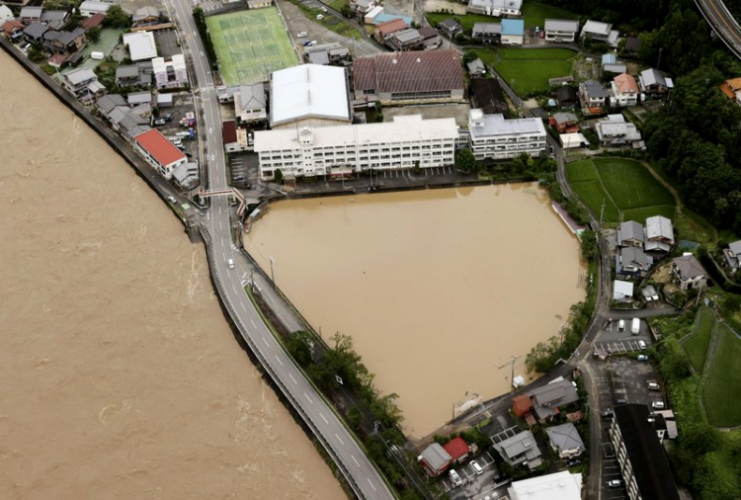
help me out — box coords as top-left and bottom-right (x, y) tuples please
(467, 109), (547, 160)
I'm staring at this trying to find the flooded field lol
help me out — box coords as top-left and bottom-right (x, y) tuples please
(245, 185), (585, 437)
(0, 51), (344, 499)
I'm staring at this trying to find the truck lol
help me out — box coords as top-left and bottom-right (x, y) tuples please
(631, 318), (640, 335)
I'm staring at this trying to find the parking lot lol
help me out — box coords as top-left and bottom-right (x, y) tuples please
(227, 151), (259, 189)
(593, 318), (653, 356)
(440, 452), (505, 500)
(154, 29), (181, 58)
(152, 92), (199, 177)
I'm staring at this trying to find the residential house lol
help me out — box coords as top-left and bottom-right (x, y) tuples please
(417, 27), (441, 49)
(442, 437), (470, 464)
(43, 27), (86, 59)
(222, 120), (251, 153)
(375, 18), (408, 42)
(549, 112), (578, 133)
(19, 6), (42, 25)
(528, 379), (580, 421)
(95, 93), (127, 116)
(123, 31), (158, 61)
(247, 0), (271, 8)
(500, 19), (524, 45)
(609, 404), (681, 500)
(328, 46), (351, 64)
(437, 18), (462, 39)
(79, 1), (112, 18)
(595, 114), (643, 147)
(134, 129), (187, 179)
(131, 6), (161, 27)
(387, 28), (424, 51)
(61, 67), (105, 103)
(718, 77), (741, 106)
(639, 68), (673, 97)
(580, 80), (609, 111)
(554, 85), (579, 107)
(492, 430), (543, 470)
(613, 280), (634, 301)
(39, 10), (69, 30)
(472, 22), (501, 44)
(171, 161), (199, 188)
(468, 109), (546, 161)
(602, 53), (626, 74)
(645, 215), (674, 253)
(127, 91), (152, 107)
(618, 247), (651, 277)
(544, 19), (579, 42)
(115, 61), (153, 88)
(581, 19), (619, 47)
(546, 423), (585, 459)
(353, 50), (465, 104)
(723, 240), (741, 273)
(22, 22), (48, 44)
(560, 132), (589, 149)
(623, 36), (641, 54)
(470, 78), (508, 115)
(152, 54), (188, 89)
(350, 0), (376, 16)
(363, 5), (384, 25)
(371, 13), (413, 26)
(234, 82), (267, 123)
(81, 13), (105, 31)
(512, 395), (533, 418)
(467, 58), (486, 78)
(467, 0), (522, 17)
(418, 443), (452, 477)
(611, 73), (639, 107)
(3, 19), (25, 41)
(0, 5), (14, 26)
(617, 220), (645, 247)
(507, 471), (583, 500)
(672, 254), (707, 291)
(307, 49), (330, 65)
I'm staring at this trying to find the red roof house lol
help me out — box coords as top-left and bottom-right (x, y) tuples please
(222, 120), (237, 145)
(81, 13), (105, 31)
(376, 18), (408, 39)
(442, 437), (470, 463)
(134, 129), (186, 179)
(512, 395), (532, 417)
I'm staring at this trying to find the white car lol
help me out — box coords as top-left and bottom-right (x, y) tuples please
(316, 14), (324, 20)
(167, 195), (177, 204)
(297, 31), (308, 38)
(227, 259), (235, 269)
(449, 469), (463, 487)
(470, 460), (483, 475)
(652, 401), (665, 410)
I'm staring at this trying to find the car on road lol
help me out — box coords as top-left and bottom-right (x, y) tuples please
(316, 14), (324, 20)
(601, 409), (614, 420)
(167, 195), (177, 204)
(637, 354), (649, 361)
(647, 381), (660, 391)
(652, 401), (665, 409)
(607, 479), (622, 488)
(449, 469), (463, 487)
(565, 458), (581, 468)
(297, 31), (307, 38)
(470, 460), (483, 475)
(303, 40), (313, 46)
(227, 258), (235, 269)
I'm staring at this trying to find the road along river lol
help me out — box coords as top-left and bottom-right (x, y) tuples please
(245, 184), (586, 438)
(0, 51), (345, 500)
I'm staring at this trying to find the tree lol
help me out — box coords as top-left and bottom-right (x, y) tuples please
(723, 294), (741, 314)
(579, 230), (599, 262)
(103, 5), (131, 28)
(340, 4), (354, 18)
(273, 168), (283, 184)
(87, 26), (101, 43)
(28, 45), (46, 63)
(455, 148), (476, 173)
(462, 49), (478, 64)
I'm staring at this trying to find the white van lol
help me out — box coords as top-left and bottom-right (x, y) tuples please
(227, 259), (235, 269)
(638, 340), (647, 350)
(618, 319), (625, 331)
(631, 318), (640, 335)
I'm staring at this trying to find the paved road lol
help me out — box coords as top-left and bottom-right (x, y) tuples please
(164, 1), (395, 498)
(696, 0), (741, 58)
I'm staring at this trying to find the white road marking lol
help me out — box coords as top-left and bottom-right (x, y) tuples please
(335, 433), (344, 446)
(219, 219), (223, 231)
(250, 319), (256, 328)
(367, 478), (377, 492)
(304, 393), (313, 405)
(241, 302), (247, 311)
(289, 373), (298, 385)
(232, 284), (238, 295)
(352, 455), (360, 467)
(262, 337), (269, 346)
(320, 412), (328, 424)
(274, 355), (284, 366)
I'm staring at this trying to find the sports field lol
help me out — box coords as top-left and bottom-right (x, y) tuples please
(206, 8), (299, 86)
(475, 48), (575, 96)
(701, 323), (741, 427)
(566, 157), (676, 224)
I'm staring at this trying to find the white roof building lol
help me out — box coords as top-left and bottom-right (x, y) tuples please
(0, 5), (14, 25)
(613, 280), (634, 301)
(79, 1), (113, 17)
(123, 31), (158, 61)
(468, 109), (547, 160)
(508, 471), (583, 500)
(269, 64), (350, 128)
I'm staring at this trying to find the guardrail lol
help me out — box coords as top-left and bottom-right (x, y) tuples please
(199, 224), (373, 500)
(694, 0), (741, 59)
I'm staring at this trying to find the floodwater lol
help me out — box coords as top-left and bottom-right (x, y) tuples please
(245, 185), (585, 438)
(0, 51), (345, 500)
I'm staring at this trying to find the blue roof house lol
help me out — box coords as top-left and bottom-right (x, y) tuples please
(501, 19), (524, 45)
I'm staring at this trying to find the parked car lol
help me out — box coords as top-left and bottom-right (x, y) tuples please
(601, 409), (614, 419)
(297, 31), (308, 38)
(637, 354), (649, 361)
(167, 196), (177, 204)
(618, 319), (625, 331)
(320, 6), (328, 12)
(449, 469), (463, 487)
(566, 458), (581, 468)
(647, 381), (660, 391)
(638, 340), (647, 350)
(470, 460), (483, 475)
(615, 398), (627, 405)
(607, 479), (622, 488)
(154, 118), (166, 126)
(316, 14), (324, 20)
(652, 401), (665, 410)
(303, 40), (312, 46)
(227, 258), (235, 269)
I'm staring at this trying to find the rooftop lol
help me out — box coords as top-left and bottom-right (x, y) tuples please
(582, 19), (612, 36)
(222, 120), (238, 145)
(614, 73), (639, 93)
(469, 110), (545, 139)
(646, 215), (674, 242)
(672, 254), (706, 279)
(613, 404), (681, 500)
(493, 430), (542, 461)
(729, 240), (741, 256)
(237, 82), (267, 111)
(419, 443), (451, 472)
(123, 31), (158, 61)
(501, 18), (524, 36)
(134, 129), (186, 167)
(469, 78), (507, 115)
(62, 67), (97, 86)
(376, 18), (407, 36)
(613, 279), (634, 298)
(353, 50), (464, 94)
(472, 22), (501, 35)
(441, 437), (469, 461)
(508, 471), (582, 500)
(270, 64), (350, 126)
(544, 19), (579, 33)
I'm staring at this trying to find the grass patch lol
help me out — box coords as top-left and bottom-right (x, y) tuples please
(521, 1), (579, 29)
(426, 12), (494, 32)
(475, 48), (575, 95)
(41, 64), (56, 75)
(593, 158), (675, 210)
(675, 209), (716, 245)
(564, 158), (599, 182)
(622, 205), (676, 222)
(288, 0), (361, 39)
(206, 8), (299, 86)
(568, 180), (621, 222)
(701, 323), (741, 427)
(325, 0), (347, 10)
(681, 308), (715, 373)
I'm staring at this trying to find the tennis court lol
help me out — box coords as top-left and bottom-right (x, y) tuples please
(206, 8), (299, 86)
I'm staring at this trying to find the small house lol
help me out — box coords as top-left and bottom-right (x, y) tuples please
(470, 78), (508, 115)
(418, 443), (451, 477)
(549, 112), (578, 133)
(472, 22), (500, 44)
(546, 423), (585, 459)
(645, 215), (674, 253)
(234, 82), (267, 123)
(438, 18), (462, 39)
(417, 27), (441, 49)
(544, 19), (579, 42)
(554, 85), (579, 107)
(467, 0), (522, 17)
(387, 28), (424, 51)
(467, 58), (486, 78)
(19, 6), (42, 25)
(0, 5), (14, 26)
(719, 77), (741, 106)
(617, 220), (645, 247)
(723, 240), (741, 273)
(580, 80), (609, 111)
(639, 68), (673, 97)
(375, 18), (408, 41)
(131, 6), (161, 27)
(442, 437), (470, 464)
(671, 254), (707, 291)
(22, 22), (48, 44)
(79, 1), (111, 18)
(611, 73), (639, 107)
(581, 19), (619, 47)
(500, 19), (524, 45)
(595, 114), (642, 147)
(613, 280), (634, 301)
(618, 247), (651, 276)
(492, 430), (543, 470)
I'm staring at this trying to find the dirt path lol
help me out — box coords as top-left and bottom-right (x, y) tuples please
(639, 160), (683, 214)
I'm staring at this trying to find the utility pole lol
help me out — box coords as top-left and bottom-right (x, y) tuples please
(269, 255), (275, 283)
(498, 355), (519, 389)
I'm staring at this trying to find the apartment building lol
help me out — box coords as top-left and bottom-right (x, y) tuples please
(609, 404), (680, 500)
(254, 115), (458, 180)
(152, 54), (188, 89)
(467, 109), (546, 161)
(544, 19), (579, 42)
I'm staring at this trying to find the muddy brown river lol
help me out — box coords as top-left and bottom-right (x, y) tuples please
(0, 51), (345, 499)
(245, 185), (585, 438)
